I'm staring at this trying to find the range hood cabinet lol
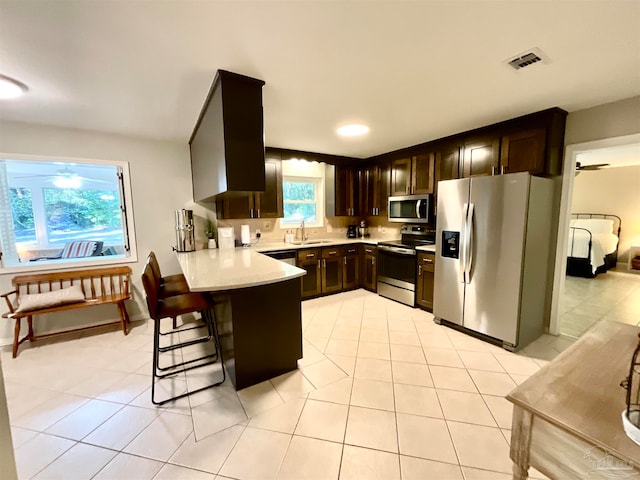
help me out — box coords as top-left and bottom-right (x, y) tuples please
(189, 70), (266, 202)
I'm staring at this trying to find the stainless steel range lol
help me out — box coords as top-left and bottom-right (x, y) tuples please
(377, 224), (435, 306)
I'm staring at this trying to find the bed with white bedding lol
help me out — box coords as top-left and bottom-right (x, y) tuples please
(566, 213), (621, 278)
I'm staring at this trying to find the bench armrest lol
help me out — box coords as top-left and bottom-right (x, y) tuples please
(0, 290), (18, 314)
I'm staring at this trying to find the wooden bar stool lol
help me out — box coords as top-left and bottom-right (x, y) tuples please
(141, 260), (225, 405)
(147, 251), (203, 333)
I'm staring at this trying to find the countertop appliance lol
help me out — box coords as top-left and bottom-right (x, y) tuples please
(433, 172), (553, 351)
(218, 226), (235, 249)
(174, 209), (195, 252)
(347, 224), (357, 238)
(388, 194), (432, 224)
(377, 224), (435, 306)
(358, 220), (369, 238)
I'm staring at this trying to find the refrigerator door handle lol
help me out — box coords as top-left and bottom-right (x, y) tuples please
(460, 203), (469, 284)
(465, 203), (475, 284)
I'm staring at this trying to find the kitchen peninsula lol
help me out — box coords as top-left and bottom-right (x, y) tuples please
(176, 248), (305, 390)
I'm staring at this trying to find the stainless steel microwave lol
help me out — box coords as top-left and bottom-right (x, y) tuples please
(388, 194), (432, 223)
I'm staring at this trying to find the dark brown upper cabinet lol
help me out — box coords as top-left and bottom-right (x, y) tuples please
(390, 154), (434, 196)
(435, 143), (461, 185)
(390, 158), (412, 196)
(215, 152), (283, 219)
(190, 70), (266, 202)
(500, 128), (547, 175)
(411, 153), (435, 194)
(335, 165), (359, 216)
(461, 136), (501, 177)
(360, 162), (390, 217)
(374, 107), (566, 185)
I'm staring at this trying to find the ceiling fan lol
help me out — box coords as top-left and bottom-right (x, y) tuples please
(14, 166), (111, 187)
(575, 161), (609, 171)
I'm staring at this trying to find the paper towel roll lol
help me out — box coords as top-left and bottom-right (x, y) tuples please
(240, 225), (251, 246)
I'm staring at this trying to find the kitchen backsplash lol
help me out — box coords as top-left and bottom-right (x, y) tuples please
(215, 217), (401, 245)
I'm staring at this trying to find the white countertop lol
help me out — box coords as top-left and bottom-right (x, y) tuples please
(176, 248), (306, 292)
(253, 238), (380, 253)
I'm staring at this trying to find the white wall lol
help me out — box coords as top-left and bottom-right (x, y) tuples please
(571, 165), (640, 263)
(565, 96), (640, 146)
(0, 120), (201, 345)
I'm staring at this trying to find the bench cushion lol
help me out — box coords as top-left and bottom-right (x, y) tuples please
(17, 285), (86, 313)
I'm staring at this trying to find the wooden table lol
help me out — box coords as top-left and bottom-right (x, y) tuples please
(507, 321), (640, 479)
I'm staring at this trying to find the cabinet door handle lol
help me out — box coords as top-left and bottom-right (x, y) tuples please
(323, 259), (326, 268)
(306, 253), (315, 258)
(423, 258), (433, 263)
(344, 256), (347, 265)
(317, 260), (320, 269)
(329, 251), (337, 255)
(501, 165), (506, 174)
(491, 166), (496, 176)
(372, 257), (375, 265)
(250, 209), (254, 218)
(418, 265), (422, 276)
(257, 208), (260, 218)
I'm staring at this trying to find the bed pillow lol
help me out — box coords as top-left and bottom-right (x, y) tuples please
(571, 218), (614, 234)
(16, 285), (86, 313)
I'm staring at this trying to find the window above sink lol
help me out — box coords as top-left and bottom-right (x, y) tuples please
(281, 159), (325, 229)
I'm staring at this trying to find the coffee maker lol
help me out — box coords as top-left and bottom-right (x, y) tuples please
(347, 224), (357, 238)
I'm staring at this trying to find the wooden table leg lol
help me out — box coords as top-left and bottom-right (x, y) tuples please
(510, 405), (533, 480)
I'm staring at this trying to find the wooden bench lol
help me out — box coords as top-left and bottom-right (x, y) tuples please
(1, 266), (132, 358)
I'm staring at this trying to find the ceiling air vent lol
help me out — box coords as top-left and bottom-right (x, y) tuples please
(506, 48), (548, 70)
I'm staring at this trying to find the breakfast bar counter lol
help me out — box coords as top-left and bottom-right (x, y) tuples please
(176, 248), (305, 292)
(176, 248), (306, 390)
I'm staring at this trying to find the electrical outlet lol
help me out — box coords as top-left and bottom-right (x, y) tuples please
(255, 229), (261, 236)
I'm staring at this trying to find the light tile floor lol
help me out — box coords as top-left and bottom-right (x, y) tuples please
(560, 268), (640, 337)
(2, 289), (580, 480)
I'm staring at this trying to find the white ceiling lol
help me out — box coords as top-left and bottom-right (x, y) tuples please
(577, 143), (640, 168)
(0, 1), (639, 159)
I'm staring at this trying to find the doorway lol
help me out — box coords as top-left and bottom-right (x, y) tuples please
(550, 134), (640, 336)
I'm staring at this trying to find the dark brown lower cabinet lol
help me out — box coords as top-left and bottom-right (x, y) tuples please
(361, 246), (377, 291)
(343, 246), (360, 290)
(322, 248), (343, 294)
(298, 249), (321, 299)
(416, 252), (435, 311)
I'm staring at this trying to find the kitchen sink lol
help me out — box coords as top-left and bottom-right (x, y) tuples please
(290, 239), (333, 245)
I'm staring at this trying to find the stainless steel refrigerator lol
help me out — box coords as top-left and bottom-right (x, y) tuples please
(433, 172), (553, 351)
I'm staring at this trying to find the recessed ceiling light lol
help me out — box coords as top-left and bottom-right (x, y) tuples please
(337, 124), (369, 137)
(0, 75), (28, 99)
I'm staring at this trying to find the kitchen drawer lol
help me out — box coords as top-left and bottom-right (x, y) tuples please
(344, 245), (359, 256)
(297, 248), (321, 262)
(322, 247), (343, 259)
(419, 253), (435, 273)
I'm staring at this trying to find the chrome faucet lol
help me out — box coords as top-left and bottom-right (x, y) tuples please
(300, 219), (308, 242)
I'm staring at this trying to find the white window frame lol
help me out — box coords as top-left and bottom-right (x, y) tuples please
(281, 175), (324, 229)
(0, 153), (138, 273)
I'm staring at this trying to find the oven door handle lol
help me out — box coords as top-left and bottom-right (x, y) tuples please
(378, 245), (416, 256)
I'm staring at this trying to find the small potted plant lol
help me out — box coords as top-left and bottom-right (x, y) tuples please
(205, 219), (217, 249)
